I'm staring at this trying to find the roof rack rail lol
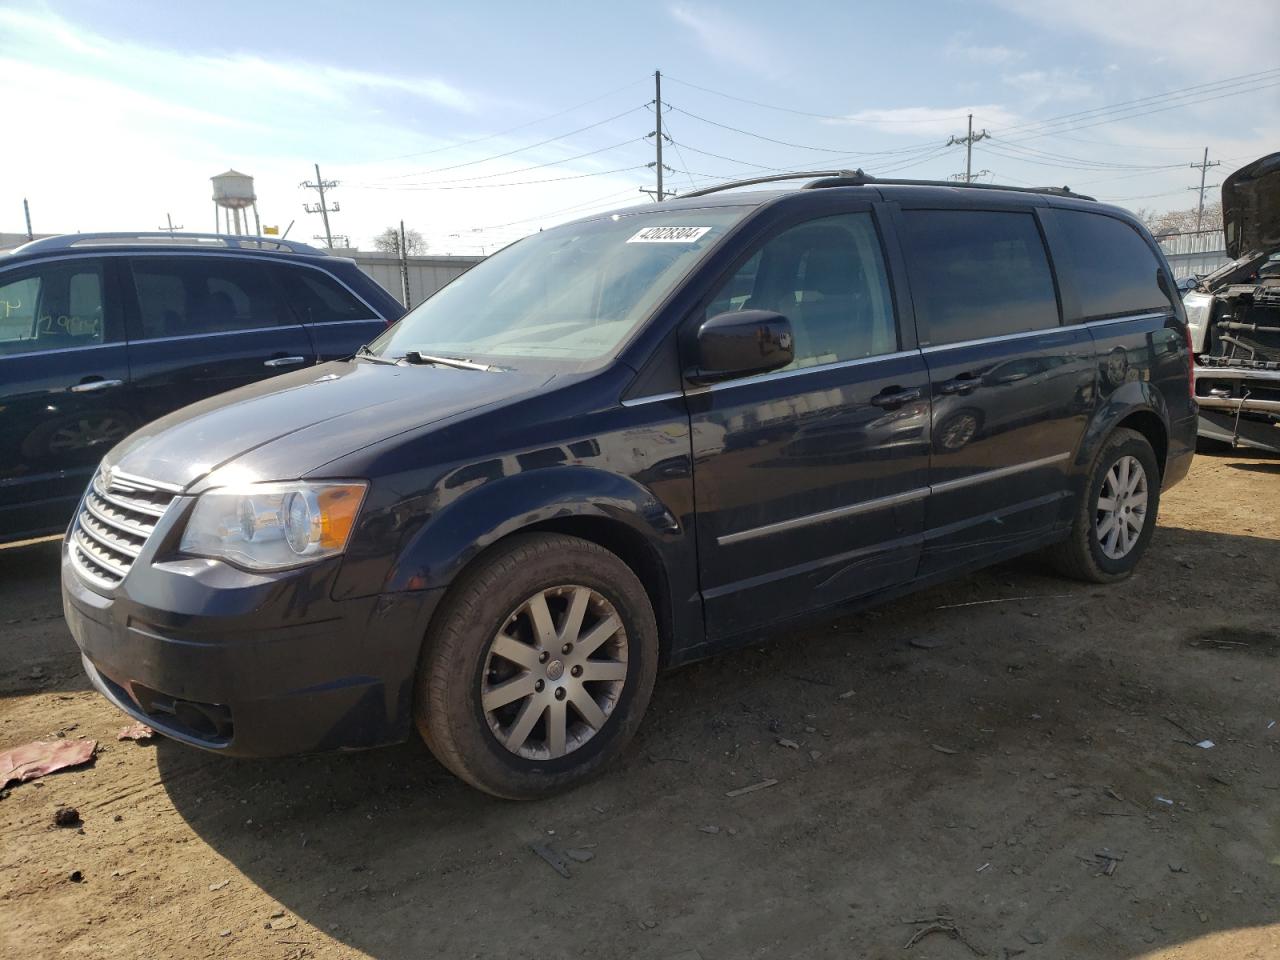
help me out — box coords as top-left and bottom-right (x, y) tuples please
(11, 232), (329, 256)
(678, 171), (867, 198)
(678, 170), (1095, 202)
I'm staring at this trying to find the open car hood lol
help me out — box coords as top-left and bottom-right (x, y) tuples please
(1223, 152), (1280, 261)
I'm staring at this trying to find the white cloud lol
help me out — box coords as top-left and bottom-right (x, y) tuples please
(0, 7), (476, 117)
(946, 33), (1025, 65)
(989, 0), (1280, 74)
(1002, 70), (1094, 107)
(827, 105), (1021, 136)
(0, 8), (656, 251)
(668, 4), (778, 75)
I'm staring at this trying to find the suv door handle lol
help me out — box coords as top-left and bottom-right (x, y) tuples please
(264, 356), (306, 368)
(68, 379), (123, 393)
(869, 386), (923, 409)
(938, 375), (980, 396)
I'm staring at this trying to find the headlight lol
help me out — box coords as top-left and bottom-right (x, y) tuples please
(179, 481), (367, 571)
(1182, 290), (1214, 354)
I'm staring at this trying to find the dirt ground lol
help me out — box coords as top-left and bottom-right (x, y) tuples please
(1, 448), (1277, 960)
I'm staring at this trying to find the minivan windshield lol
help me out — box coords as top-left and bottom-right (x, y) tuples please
(368, 206), (749, 364)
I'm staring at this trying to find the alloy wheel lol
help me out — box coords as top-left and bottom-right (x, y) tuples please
(1095, 455), (1148, 560)
(480, 585), (628, 760)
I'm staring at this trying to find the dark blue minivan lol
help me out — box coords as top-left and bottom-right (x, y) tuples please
(0, 233), (403, 543)
(60, 175), (1197, 798)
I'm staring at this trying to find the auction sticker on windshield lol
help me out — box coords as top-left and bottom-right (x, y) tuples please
(627, 226), (713, 243)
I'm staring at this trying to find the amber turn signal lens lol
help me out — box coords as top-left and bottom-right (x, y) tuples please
(317, 484), (366, 549)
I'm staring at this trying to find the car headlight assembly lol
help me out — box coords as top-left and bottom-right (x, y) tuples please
(179, 481), (367, 571)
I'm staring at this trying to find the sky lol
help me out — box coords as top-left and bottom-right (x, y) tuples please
(1, 0), (1277, 255)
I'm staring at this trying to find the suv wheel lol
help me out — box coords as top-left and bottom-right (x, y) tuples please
(1046, 427), (1161, 583)
(414, 533), (659, 799)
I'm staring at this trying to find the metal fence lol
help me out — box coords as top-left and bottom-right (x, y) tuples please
(348, 253), (484, 308)
(1155, 230), (1229, 279)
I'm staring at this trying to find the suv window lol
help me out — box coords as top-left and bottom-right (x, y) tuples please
(274, 267), (373, 323)
(705, 212), (898, 368)
(1053, 210), (1173, 320)
(129, 257), (287, 340)
(0, 260), (108, 357)
(901, 210), (1059, 346)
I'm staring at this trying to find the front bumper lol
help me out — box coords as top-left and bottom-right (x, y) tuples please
(1194, 363), (1280, 452)
(62, 544), (442, 757)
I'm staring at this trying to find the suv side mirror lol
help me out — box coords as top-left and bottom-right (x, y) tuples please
(688, 310), (794, 384)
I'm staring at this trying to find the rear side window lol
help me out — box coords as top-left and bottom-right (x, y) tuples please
(901, 210), (1059, 346)
(274, 267), (374, 323)
(129, 257), (287, 340)
(0, 260), (109, 356)
(1053, 210), (1173, 320)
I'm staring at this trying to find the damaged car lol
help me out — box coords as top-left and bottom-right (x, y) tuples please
(1183, 152), (1280, 451)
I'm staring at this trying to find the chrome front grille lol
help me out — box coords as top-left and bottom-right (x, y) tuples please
(69, 468), (180, 590)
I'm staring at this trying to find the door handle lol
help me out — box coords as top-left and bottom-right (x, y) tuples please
(869, 386), (923, 409)
(938, 375), (980, 396)
(264, 356), (306, 368)
(68, 379), (123, 393)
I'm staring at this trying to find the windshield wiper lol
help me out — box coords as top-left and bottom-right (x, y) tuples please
(354, 344), (398, 365)
(403, 351), (497, 372)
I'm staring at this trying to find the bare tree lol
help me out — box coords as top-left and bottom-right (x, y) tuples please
(1138, 202), (1223, 237)
(373, 227), (427, 256)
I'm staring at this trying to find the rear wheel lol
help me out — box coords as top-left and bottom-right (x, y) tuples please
(415, 533), (659, 799)
(1045, 427), (1161, 583)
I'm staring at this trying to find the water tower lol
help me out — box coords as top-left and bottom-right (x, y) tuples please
(211, 169), (261, 236)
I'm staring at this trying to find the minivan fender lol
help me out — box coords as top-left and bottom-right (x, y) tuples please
(1076, 380), (1172, 477)
(382, 465), (683, 595)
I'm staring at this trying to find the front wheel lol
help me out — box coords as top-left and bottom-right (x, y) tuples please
(1045, 427), (1161, 583)
(414, 533), (659, 799)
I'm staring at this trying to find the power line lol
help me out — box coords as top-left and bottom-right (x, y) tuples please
(996, 67), (1280, 138)
(359, 78), (648, 165)
(666, 135), (943, 173)
(669, 105), (943, 156)
(377, 104), (650, 181)
(365, 137), (648, 187)
(461, 187), (646, 232)
(662, 73), (972, 124)
(985, 137), (1188, 170)
(349, 164), (653, 191)
(983, 142), (1185, 173)
(659, 116), (701, 193)
(998, 73), (1280, 143)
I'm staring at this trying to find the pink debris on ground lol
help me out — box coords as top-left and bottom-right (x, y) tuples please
(0, 738), (97, 789)
(117, 722), (154, 742)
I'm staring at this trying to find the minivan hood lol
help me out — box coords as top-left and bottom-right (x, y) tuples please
(105, 360), (552, 491)
(1223, 151), (1280, 260)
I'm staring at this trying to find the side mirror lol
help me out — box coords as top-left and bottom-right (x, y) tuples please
(688, 310), (794, 384)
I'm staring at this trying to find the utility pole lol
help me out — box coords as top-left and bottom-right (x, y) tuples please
(23, 199), (33, 241)
(1188, 146), (1222, 234)
(158, 213), (183, 237)
(641, 70), (675, 202)
(947, 114), (990, 183)
(398, 219), (412, 309)
(300, 163), (340, 248)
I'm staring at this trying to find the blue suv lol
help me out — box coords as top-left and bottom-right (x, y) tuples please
(0, 233), (403, 543)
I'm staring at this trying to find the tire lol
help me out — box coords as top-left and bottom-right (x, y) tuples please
(1045, 427), (1162, 583)
(414, 532), (659, 799)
